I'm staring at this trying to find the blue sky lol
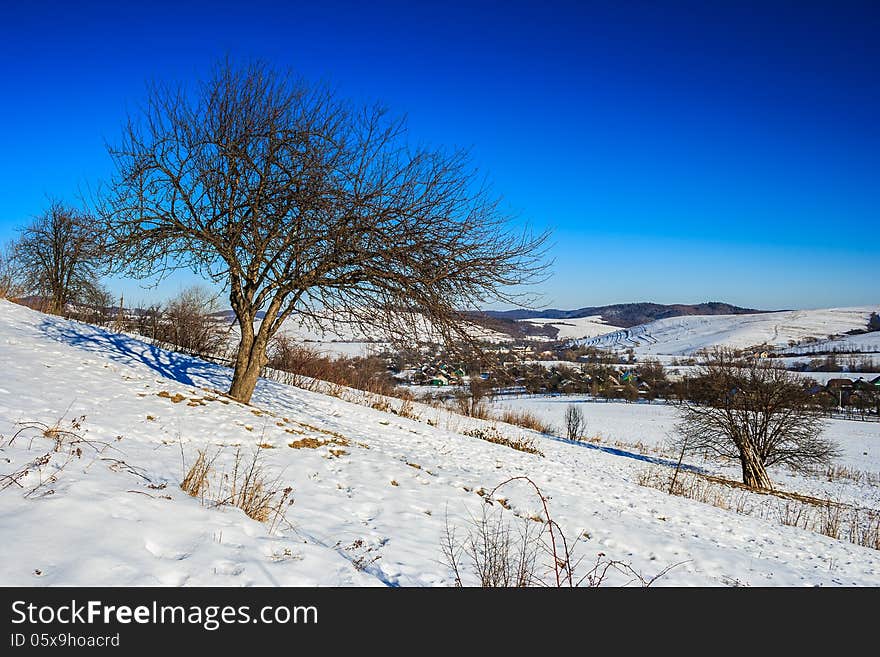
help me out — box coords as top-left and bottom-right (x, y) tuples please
(1, 0), (877, 311)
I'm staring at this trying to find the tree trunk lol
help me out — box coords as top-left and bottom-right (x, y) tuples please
(228, 354), (264, 404)
(228, 316), (267, 404)
(739, 447), (773, 490)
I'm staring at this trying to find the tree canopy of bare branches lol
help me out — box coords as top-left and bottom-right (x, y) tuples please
(0, 241), (23, 299)
(673, 348), (839, 490)
(13, 201), (104, 314)
(100, 60), (549, 403)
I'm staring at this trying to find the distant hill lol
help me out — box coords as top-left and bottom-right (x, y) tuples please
(482, 302), (774, 328)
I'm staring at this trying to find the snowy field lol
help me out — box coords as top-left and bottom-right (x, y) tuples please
(574, 306), (880, 356)
(488, 394), (880, 525)
(489, 395), (880, 477)
(2, 300), (879, 587)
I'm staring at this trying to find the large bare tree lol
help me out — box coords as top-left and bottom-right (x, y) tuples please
(100, 61), (548, 403)
(14, 201), (104, 314)
(673, 348), (838, 490)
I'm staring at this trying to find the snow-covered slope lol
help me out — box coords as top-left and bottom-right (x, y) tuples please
(1, 300), (879, 586)
(519, 315), (622, 340)
(783, 331), (880, 356)
(574, 306), (880, 356)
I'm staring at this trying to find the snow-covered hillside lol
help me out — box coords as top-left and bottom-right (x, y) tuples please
(518, 315), (622, 340)
(573, 306), (880, 356)
(1, 300), (879, 586)
(783, 331), (880, 356)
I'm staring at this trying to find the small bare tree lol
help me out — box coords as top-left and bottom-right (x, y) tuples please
(674, 348), (839, 490)
(456, 376), (493, 418)
(13, 201), (104, 314)
(564, 403), (584, 441)
(100, 60), (548, 403)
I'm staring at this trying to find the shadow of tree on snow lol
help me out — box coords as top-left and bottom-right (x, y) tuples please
(38, 318), (231, 390)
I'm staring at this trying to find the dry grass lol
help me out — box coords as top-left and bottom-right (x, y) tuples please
(823, 464), (880, 487)
(495, 409), (554, 434)
(1, 415), (112, 498)
(180, 448), (214, 498)
(157, 391), (186, 403)
(637, 465), (880, 551)
(398, 398), (419, 420)
(287, 434), (349, 450)
(179, 446), (293, 531)
(462, 426), (544, 457)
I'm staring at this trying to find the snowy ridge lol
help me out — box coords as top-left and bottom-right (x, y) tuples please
(572, 306), (880, 356)
(1, 300), (879, 586)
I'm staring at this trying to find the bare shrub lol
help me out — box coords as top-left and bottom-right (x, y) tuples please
(819, 503), (842, 540)
(155, 287), (226, 356)
(398, 398), (419, 420)
(267, 336), (395, 396)
(443, 506), (541, 587)
(564, 404), (585, 441)
(778, 501), (809, 529)
(453, 377), (494, 419)
(850, 510), (880, 550)
(443, 475), (680, 587)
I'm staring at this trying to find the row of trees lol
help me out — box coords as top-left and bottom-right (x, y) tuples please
(1, 59), (548, 404)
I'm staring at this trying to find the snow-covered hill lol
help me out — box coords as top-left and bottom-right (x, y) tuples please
(783, 331), (880, 356)
(1, 300), (879, 586)
(573, 306), (880, 356)
(518, 315), (622, 340)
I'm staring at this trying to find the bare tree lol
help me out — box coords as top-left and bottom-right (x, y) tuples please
(456, 376), (493, 418)
(77, 282), (116, 326)
(100, 60), (549, 403)
(564, 403), (584, 441)
(14, 201), (104, 314)
(674, 348), (839, 490)
(0, 241), (23, 299)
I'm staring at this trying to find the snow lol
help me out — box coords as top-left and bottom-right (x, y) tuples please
(518, 315), (622, 340)
(489, 395), (880, 476)
(574, 306), (880, 356)
(2, 299), (879, 587)
(783, 331), (880, 356)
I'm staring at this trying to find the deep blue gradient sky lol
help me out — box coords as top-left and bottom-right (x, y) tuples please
(1, 1), (877, 310)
